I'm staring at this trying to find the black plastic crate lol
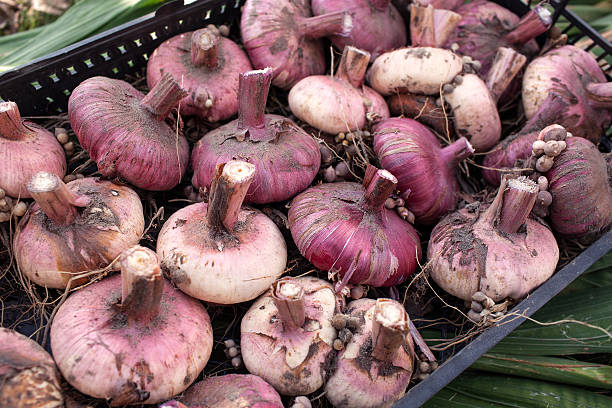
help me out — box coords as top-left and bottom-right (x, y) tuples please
(0, 0), (610, 407)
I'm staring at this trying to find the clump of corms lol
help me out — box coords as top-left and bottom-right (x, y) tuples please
(532, 175), (552, 218)
(322, 161), (353, 183)
(223, 339), (243, 368)
(384, 195), (416, 224)
(413, 353), (439, 381)
(333, 130), (372, 160)
(467, 291), (509, 324)
(461, 55), (483, 73)
(0, 189), (28, 223)
(521, 125), (568, 217)
(330, 313), (362, 351)
(349, 284), (368, 300)
(55, 128), (74, 157)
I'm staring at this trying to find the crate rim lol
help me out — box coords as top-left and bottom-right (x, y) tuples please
(397, 228), (612, 407)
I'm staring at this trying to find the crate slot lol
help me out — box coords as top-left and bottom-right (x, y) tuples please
(46, 96), (54, 103)
(100, 52), (111, 61)
(49, 73), (60, 83)
(30, 81), (42, 90)
(134, 39), (143, 47)
(66, 66), (78, 75)
(63, 89), (70, 96)
(234, 0), (240, 7)
(118, 45), (127, 54)
(149, 31), (158, 40)
(204, 9), (211, 19)
(83, 58), (94, 68)
(220, 4), (226, 13)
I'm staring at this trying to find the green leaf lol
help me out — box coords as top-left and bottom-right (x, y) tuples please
(566, 5), (612, 23)
(490, 286), (612, 355)
(563, 251), (612, 292)
(424, 387), (514, 407)
(586, 251), (612, 274)
(471, 354), (612, 389)
(424, 372), (612, 408)
(98, 0), (169, 31)
(0, 27), (43, 59)
(563, 0), (612, 5)
(0, 0), (169, 69)
(590, 13), (612, 27)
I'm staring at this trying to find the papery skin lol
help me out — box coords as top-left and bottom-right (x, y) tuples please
(445, 0), (540, 76)
(443, 73), (501, 152)
(13, 178), (144, 288)
(373, 118), (473, 225)
(147, 32), (252, 122)
(191, 115), (320, 204)
(180, 374), (283, 408)
(288, 73), (389, 134)
(325, 298), (414, 408)
(367, 47), (462, 96)
(522, 45), (611, 142)
(415, 0), (463, 10)
(0, 107), (66, 199)
(157, 202), (287, 304)
(0, 328), (63, 408)
(69, 76), (189, 191)
(288, 182), (421, 287)
(50, 274), (213, 406)
(311, 0), (406, 58)
(240, 276), (337, 396)
(427, 198), (559, 302)
(240, 0), (350, 90)
(545, 137), (612, 242)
